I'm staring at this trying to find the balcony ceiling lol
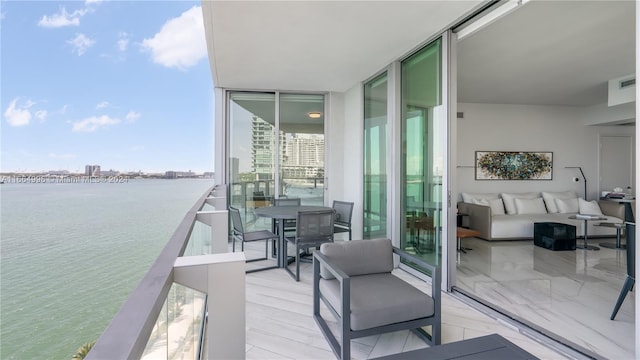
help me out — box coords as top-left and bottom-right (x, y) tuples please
(457, 0), (636, 107)
(202, 0), (483, 92)
(202, 1), (635, 108)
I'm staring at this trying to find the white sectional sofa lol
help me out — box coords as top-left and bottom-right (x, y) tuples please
(457, 191), (625, 241)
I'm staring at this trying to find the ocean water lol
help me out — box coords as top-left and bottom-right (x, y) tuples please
(0, 179), (214, 359)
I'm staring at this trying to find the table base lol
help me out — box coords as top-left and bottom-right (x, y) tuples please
(599, 242), (626, 249)
(577, 244), (600, 251)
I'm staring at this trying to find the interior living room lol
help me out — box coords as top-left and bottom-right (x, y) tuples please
(453, 1), (636, 359)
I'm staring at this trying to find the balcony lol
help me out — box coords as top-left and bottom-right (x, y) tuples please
(88, 185), (567, 359)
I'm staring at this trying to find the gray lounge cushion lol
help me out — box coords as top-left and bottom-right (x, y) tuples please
(319, 238), (393, 279)
(319, 273), (434, 331)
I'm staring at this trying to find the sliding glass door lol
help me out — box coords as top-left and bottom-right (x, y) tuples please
(401, 39), (443, 267)
(364, 72), (389, 239)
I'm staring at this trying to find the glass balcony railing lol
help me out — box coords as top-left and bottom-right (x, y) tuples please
(87, 184), (244, 360)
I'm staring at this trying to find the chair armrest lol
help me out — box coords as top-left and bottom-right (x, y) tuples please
(313, 251), (351, 281)
(392, 247), (441, 300)
(457, 202), (492, 240)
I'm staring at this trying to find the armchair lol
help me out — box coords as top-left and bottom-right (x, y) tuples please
(313, 238), (441, 359)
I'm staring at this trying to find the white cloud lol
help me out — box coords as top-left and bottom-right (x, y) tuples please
(125, 110), (141, 122)
(59, 105), (69, 114)
(35, 110), (48, 121)
(117, 32), (129, 52)
(72, 115), (121, 132)
(38, 7), (90, 28)
(67, 33), (96, 56)
(49, 152), (76, 159)
(141, 6), (207, 70)
(85, 0), (103, 4)
(4, 98), (33, 127)
(130, 145), (144, 151)
(96, 101), (110, 109)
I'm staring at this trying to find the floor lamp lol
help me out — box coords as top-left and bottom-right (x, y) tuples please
(566, 166), (587, 200)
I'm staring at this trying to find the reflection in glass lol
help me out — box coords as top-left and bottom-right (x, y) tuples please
(401, 39), (443, 267)
(364, 73), (388, 239)
(279, 94), (325, 206)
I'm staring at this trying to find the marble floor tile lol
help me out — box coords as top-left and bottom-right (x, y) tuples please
(457, 237), (634, 359)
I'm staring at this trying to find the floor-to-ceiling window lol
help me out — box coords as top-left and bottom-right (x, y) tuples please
(229, 92), (276, 214)
(364, 72), (388, 239)
(228, 91), (326, 228)
(401, 39), (443, 267)
(279, 94), (325, 206)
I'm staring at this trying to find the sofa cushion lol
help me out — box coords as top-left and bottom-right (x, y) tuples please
(461, 192), (500, 203)
(542, 191), (577, 213)
(515, 197), (547, 214)
(501, 192), (541, 215)
(579, 198), (604, 215)
(472, 198), (505, 215)
(556, 198), (579, 213)
(319, 273), (434, 331)
(319, 238), (393, 279)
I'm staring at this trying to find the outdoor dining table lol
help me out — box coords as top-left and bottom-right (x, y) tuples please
(254, 205), (334, 268)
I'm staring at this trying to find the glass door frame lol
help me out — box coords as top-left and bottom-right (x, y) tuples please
(222, 89), (329, 208)
(388, 32), (454, 290)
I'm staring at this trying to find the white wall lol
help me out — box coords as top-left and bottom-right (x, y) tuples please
(326, 85), (364, 240)
(457, 103), (634, 201)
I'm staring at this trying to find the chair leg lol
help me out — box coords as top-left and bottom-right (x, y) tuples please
(611, 276), (635, 320)
(295, 246), (301, 281)
(348, 229), (352, 241)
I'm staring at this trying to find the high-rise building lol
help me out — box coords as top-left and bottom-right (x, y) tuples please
(85, 165), (101, 176)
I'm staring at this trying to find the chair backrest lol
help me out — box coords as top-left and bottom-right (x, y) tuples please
(333, 200), (354, 226)
(274, 197), (301, 207)
(229, 206), (244, 234)
(296, 209), (335, 244)
(319, 238), (393, 279)
(626, 222), (635, 278)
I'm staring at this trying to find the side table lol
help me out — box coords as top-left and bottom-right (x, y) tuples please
(597, 222), (625, 249)
(457, 227), (480, 253)
(568, 215), (607, 251)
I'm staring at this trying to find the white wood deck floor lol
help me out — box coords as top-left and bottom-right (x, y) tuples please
(240, 241), (568, 360)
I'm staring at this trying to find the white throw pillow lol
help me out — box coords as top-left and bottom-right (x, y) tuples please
(488, 198), (506, 215)
(515, 197), (547, 214)
(556, 198), (579, 213)
(473, 198), (506, 215)
(501, 192), (541, 215)
(461, 192), (500, 204)
(578, 198), (604, 215)
(541, 191), (578, 214)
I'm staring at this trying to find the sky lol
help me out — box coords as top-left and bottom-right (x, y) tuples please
(1, 0), (215, 174)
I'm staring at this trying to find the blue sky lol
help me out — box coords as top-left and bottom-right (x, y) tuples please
(1, 1), (214, 173)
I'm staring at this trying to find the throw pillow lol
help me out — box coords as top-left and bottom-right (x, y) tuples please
(556, 197), (579, 213)
(578, 198), (604, 215)
(488, 198), (506, 215)
(473, 198), (506, 215)
(541, 191), (578, 213)
(461, 192), (500, 203)
(515, 197), (547, 214)
(501, 192), (541, 215)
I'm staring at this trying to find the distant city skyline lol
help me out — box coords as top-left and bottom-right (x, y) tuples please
(1, 1), (214, 174)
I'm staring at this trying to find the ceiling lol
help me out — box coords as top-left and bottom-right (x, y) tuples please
(457, 0), (636, 107)
(202, 0), (483, 92)
(202, 1), (636, 109)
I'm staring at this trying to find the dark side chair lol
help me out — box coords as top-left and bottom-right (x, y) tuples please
(332, 200), (354, 240)
(313, 238), (441, 359)
(611, 222), (635, 320)
(229, 206), (279, 273)
(284, 209), (335, 281)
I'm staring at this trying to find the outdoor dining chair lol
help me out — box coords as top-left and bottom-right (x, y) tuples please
(284, 209), (335, 281)
(229, 206), (279, 273)
(332, 200), (354, 240)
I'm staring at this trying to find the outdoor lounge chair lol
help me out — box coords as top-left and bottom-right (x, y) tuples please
(313, 238), (441, 359)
